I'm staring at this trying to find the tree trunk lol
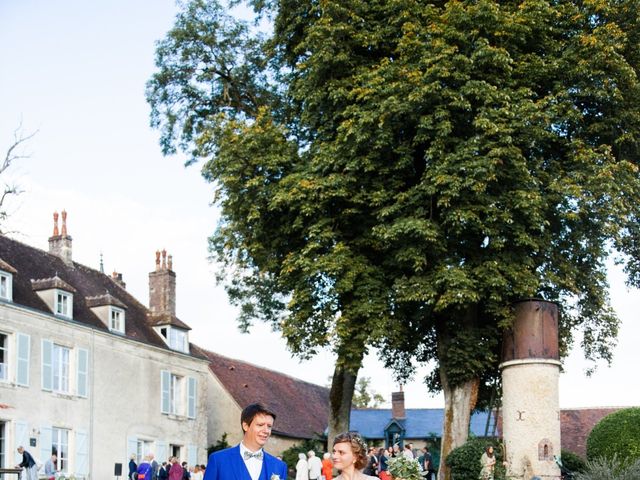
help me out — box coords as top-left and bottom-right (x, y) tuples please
(327, 363), (359, 446)
(438, 373), (480, 480)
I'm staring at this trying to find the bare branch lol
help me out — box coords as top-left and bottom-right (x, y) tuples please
(0, 122), (37, 232)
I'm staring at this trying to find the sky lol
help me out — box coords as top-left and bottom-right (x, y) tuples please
(0, 0), (638, 410)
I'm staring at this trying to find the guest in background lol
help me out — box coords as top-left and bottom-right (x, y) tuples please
(321, 452), (333, 480)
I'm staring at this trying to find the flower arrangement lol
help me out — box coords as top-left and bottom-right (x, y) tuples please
(388, 455), (426, 480)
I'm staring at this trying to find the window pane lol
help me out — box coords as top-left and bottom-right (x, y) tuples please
(0, 334), (6, 381)
(53, 344), (70, 393)
(52, 428), (69, 473)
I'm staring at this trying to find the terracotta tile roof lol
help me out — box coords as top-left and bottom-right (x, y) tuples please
(560, 407), (623, 457)
(0, 234), (204, 359)
(192, 345), (330, 439)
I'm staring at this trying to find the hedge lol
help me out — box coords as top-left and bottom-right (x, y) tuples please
(586, 407), (640, 465)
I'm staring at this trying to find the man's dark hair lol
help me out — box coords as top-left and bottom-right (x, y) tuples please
(240, 403), (277, 429)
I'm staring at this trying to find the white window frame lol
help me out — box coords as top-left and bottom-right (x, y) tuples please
(168, 327), (189, 353)
(169, 373), (183, 415)
(136, 439), (153, 464)
(109, 306), (125, 333)
(51, 427), (69, 473)
(161, 370), (193, 416)
(52, 343), (70, 393)
(0, 272), (12, 301)
(0, 332), (7, 382)
(54, 289), (73, 318)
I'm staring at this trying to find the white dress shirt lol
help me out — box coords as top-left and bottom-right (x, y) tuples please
(240, 442), (264, 480)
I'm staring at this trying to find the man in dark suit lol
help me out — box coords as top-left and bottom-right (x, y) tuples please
(203, 403), (287, 480)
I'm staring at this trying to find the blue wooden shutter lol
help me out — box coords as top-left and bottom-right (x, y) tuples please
(187, 377), (196, 419)
(127, 436), (138, 463)
(40, 424), (53, 466)
(41, 339), (53, 391)
(187, 445), (197, 468)
(15, 421), (29, 462)
(76, 348), (89, 397)
(75, 430), (89, 476)
(156, 440), (167, 465)
(16, 333), (30, 386)
(160, 370), (170, 414)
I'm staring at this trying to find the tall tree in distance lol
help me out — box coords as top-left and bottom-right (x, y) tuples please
(1, 123), (37, 232)
(351, 377), (385, 409)
(147, 1), (640, 477)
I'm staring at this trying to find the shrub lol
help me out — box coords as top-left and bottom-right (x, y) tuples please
(586, 407), (640, 465)
(207, 432), (230, 457)
(446, 437), (505, 480)
(575, 456), (640, 480)
(560, 449), (587, 474)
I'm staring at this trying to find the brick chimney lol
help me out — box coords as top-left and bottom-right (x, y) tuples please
(111, 271), (126, 289)
(391, 388), (406, 419)
(148, 249), (176, 315)
(48, 210), (73, 265)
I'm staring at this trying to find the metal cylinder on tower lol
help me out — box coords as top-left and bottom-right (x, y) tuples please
(500, 299), (562, 480)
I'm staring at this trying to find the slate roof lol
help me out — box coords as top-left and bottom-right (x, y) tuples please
(350, 408), (496, 439)
(0, 234), (203, 358)
(192, 345), (330, 439)
(561, 407), (622, 457)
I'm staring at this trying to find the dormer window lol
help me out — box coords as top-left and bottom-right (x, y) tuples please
(169, 328), (188, 352)
(109, 307), (125, 333)
(158, 326), (189, 353)
(0, 258), (17, 302)
(55, 290), (73, 318)
(86, 293), (127, 334)
(32, 276), (76, 320)
(0, 272), (12, 301)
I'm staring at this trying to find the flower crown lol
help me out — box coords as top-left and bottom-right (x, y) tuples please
(346, 432), (368, 452)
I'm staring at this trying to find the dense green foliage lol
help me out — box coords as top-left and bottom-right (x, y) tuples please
(586, 408), (640, 464)
(560, 449), (587, 474)
(147, 0), (640, 452)
(575, 457), (640, 480)
(445, 437), (504, 480)
(351, 376), (385, 408)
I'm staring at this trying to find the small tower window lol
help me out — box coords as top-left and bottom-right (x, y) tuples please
(538, 439), (553, 461)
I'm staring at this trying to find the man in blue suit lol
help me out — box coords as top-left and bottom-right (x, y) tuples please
(204, 403), (288, 480)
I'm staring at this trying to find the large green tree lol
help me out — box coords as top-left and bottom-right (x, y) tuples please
(147, 1), (640, 477)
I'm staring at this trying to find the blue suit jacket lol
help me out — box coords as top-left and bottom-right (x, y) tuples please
(203, 445), (287, 480)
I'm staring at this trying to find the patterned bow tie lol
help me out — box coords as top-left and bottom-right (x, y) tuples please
(244, 451), (263, 461)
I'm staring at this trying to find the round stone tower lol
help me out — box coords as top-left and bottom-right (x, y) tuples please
(500, 299), (562, 480)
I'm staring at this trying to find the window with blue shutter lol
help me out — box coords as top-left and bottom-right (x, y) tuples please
(127, 437), (138, 463)
(160, 370), (170, 414)
(187, 377), (196, 419)
(41, 339), (53, 391)
(76, 348), (88, 398)
(40, 425), (53, 464)
(76, 430), (89, 476)
(188, 445), (197, 468)
(16, 333), (30, 387)
(15, 421), (28, 463)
